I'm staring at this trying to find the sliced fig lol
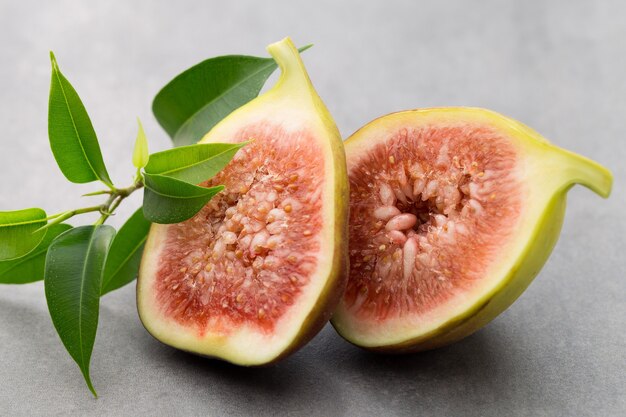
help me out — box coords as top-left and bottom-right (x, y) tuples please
(137, 38), (348, 365)
(332, 108), (613, 352)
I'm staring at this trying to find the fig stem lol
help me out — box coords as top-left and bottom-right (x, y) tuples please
(82, 190), (113, 197)
(36, 178), (145, 232)
(95, 179), (144, 225)
(36, 205), (103, 233)
(266, 37), (310, 94)
(558, 148), (613, 198)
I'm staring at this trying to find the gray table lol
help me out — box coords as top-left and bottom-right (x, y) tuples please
(1, 1), (624, 416)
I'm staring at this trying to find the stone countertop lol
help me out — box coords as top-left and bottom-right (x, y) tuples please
(0, 1), (624, 416)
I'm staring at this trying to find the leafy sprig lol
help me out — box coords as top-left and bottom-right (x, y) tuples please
(0, 53), (248, 396)
(0, 43), (309, 397)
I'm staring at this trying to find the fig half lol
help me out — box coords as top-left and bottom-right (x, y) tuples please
(137, 38), (348, 365)
(332, 108), (612, 352)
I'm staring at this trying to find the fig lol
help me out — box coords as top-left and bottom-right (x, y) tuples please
(137, 38), (348, 365)
(332, 108), (612, 352)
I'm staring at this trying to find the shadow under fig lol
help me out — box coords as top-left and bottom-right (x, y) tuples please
(339, 330), (499, 373)
(172, 348), (298, 392)
(141, 332), (348, 416)
(317, 322), (534, 415)
(136, 315), (529, 415)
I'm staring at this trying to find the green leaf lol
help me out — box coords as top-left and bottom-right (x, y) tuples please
(132, 118), (149, 169)
(44, 225), (116, 397)
(144, 142), (245, 184)
(0, 208), (48, 260)
(0, 224), (72, 284)
(143, 173), (224, 224)
(101, 208), (151, 295)
(48, 52), (112, 186)
(152, 45), (312, 147)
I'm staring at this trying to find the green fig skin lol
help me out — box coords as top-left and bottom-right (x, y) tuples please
(137, 38), (349, 365)
(332, 108), (613, 353)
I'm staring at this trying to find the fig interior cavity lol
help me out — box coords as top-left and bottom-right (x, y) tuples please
(155, 125), (324, 335)
(345, 124), (523, 321)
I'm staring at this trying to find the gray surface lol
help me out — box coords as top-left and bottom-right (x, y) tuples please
(0, 0), (624, 416)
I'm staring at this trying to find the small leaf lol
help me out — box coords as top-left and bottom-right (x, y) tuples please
(44, 225), (116, 397)
(132, 118), (149, 169)
(144, 142), (245, 184)
(48, 52), (112, 186)
(153, 45), (312, 146)
(101, 208), (151, 295)
(0, 224), (72, 284)
(143, 173), (224, 224)
(0, 208), (48, 260)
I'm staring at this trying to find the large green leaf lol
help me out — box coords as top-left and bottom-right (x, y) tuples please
(143, 173), (224, 224)
(0, 224), (72, 284)
(48, 52), (112, 186)
(0, 208), (48, 260)
(101, 208), (151, 295)
(44, 225), (115, 397)
(152, 45), (311, 147)
(144, 142), (245, 184)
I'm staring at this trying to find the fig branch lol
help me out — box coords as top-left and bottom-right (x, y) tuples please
(95, 177), (144, 225)
(0, 48), (256, 398)
(38, 177), (145, 231)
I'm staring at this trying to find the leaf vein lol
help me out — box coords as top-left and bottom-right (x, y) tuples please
(53, 67), (100, 183)
(103, 235), (147, 292)
(172, 60), (275, 139)
(157, 145), (242, 177)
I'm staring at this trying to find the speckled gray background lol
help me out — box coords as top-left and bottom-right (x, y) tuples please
(0, 0), (624, 416)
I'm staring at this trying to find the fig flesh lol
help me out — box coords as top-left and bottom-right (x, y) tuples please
(332, 108), (612, 352)
(137, 38), (348, 365)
